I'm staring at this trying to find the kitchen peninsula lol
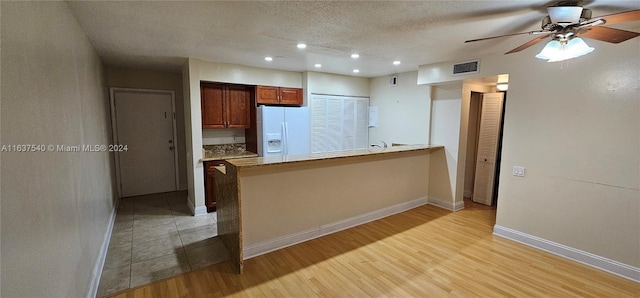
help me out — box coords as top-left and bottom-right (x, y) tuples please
(215, 144), (442, 273)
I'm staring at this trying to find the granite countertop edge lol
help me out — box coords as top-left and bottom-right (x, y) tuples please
(201, 151), (259, 162)
(227, 145), (443, 169)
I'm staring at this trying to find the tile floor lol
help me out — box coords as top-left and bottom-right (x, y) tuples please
(97, 191), (228, 297)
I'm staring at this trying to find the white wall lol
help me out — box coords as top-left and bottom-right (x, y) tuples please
(106, 68), (188, 189)
(303, 71), (370, 101)
(1, 2), (115, 297)
(427, 83), (463, 210)
(202, 129), (246, 145)
(369, 71), (430, 145)
(419, 38), (640, 272)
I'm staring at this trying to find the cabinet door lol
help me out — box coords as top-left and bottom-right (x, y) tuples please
(201, 84), (225, 129)
(204, 161), (218, 212)
(256, 86), (280, 105)
(226, 86), (251, 128)
(204, 160), (225, 212)
(279, 87), (303, 105)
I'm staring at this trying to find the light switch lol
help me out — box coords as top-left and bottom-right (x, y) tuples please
(513, 166), (525, 177)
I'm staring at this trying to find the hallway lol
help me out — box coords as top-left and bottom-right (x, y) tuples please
(97, 191), (227, 296)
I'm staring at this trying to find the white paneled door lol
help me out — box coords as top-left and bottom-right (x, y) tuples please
(472, 92), (504, 206)
(112, 89), (177, 198)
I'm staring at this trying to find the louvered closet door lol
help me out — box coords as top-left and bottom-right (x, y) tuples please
(311, 97), (327, 153)
(326, 98), (343, 152)
(343, 98), (355, 150)
(310, 94), (370, 153)
(472, 92), (504, 206)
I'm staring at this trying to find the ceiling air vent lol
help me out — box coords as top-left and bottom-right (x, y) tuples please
(453, 60), (480, 75)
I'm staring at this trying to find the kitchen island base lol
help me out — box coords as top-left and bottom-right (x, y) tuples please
(216, 145), (441, 273)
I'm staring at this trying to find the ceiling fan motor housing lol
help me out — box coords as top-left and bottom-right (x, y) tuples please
(548, 6), (583, 24)
(542, 8), (592, 31)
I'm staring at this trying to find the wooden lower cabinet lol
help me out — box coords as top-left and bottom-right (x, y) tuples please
(204, 160), (225, 212)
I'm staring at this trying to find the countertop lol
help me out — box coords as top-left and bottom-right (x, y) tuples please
(227, 144), (442, 169)
(201, 151), (258, 162)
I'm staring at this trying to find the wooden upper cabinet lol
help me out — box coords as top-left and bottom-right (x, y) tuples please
(256, 85), (303, 106)
(279, 88), (303, 105)
(201, 82), (250, 129)
(256, 86), (280, 105)
(201, 84), (225, 129)
(225, 85), (251, 128)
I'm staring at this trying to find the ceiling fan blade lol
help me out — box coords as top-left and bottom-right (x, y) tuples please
(579, 26), (640, 43)
(505, 34), (551, 54)
(588, 9), (640, 25)
(465, 30), (549, 43)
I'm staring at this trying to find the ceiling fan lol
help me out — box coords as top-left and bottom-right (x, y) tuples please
(465, 1), (640, 61)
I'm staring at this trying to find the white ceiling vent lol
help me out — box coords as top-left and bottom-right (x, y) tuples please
(453, 60), (480, 75)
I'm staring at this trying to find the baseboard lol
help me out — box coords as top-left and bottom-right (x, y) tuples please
(187, 196), (207, 216)
(493, 225), (640, 283)
(428, 196), (465, 211)
(178, 183), (187, 191)
(464, 190), (472, 198)
(453, 200), (465, 211)
(87, 197), (118, 298)
(243, 197), (428, 260)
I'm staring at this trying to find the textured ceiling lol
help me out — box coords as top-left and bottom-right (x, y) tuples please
(66, 1), (640, 77)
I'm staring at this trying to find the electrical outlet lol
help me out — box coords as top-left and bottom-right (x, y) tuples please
(513, 166), (525, 177)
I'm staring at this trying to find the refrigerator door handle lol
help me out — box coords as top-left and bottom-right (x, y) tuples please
(282, 122), (288, 155)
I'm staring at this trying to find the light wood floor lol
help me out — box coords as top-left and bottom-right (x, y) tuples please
(107, 200), (639, 297)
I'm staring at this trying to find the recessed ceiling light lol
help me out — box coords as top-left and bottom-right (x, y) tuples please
(353, 69), (360, 73)
(393, 60), (401, 65)
(297, 43), (307, 49)
(264, 57), (273, 61)
(314, 64), (322, 68)
(351, 53), (360, 59)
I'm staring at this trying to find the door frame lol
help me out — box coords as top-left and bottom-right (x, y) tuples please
(471, 92), (505, 205)
(109, 87), (179, 198)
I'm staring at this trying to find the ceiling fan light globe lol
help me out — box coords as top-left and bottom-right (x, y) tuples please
(565, 37), (594, 58)
(544, 37), (594, 62)
(535, 40), (562, 60)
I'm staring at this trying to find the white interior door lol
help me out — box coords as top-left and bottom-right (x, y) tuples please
(113, 89), (177, 197)
(472, 92), (504, 205)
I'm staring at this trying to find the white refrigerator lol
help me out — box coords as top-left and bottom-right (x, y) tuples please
(257, 106), (310, 157)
